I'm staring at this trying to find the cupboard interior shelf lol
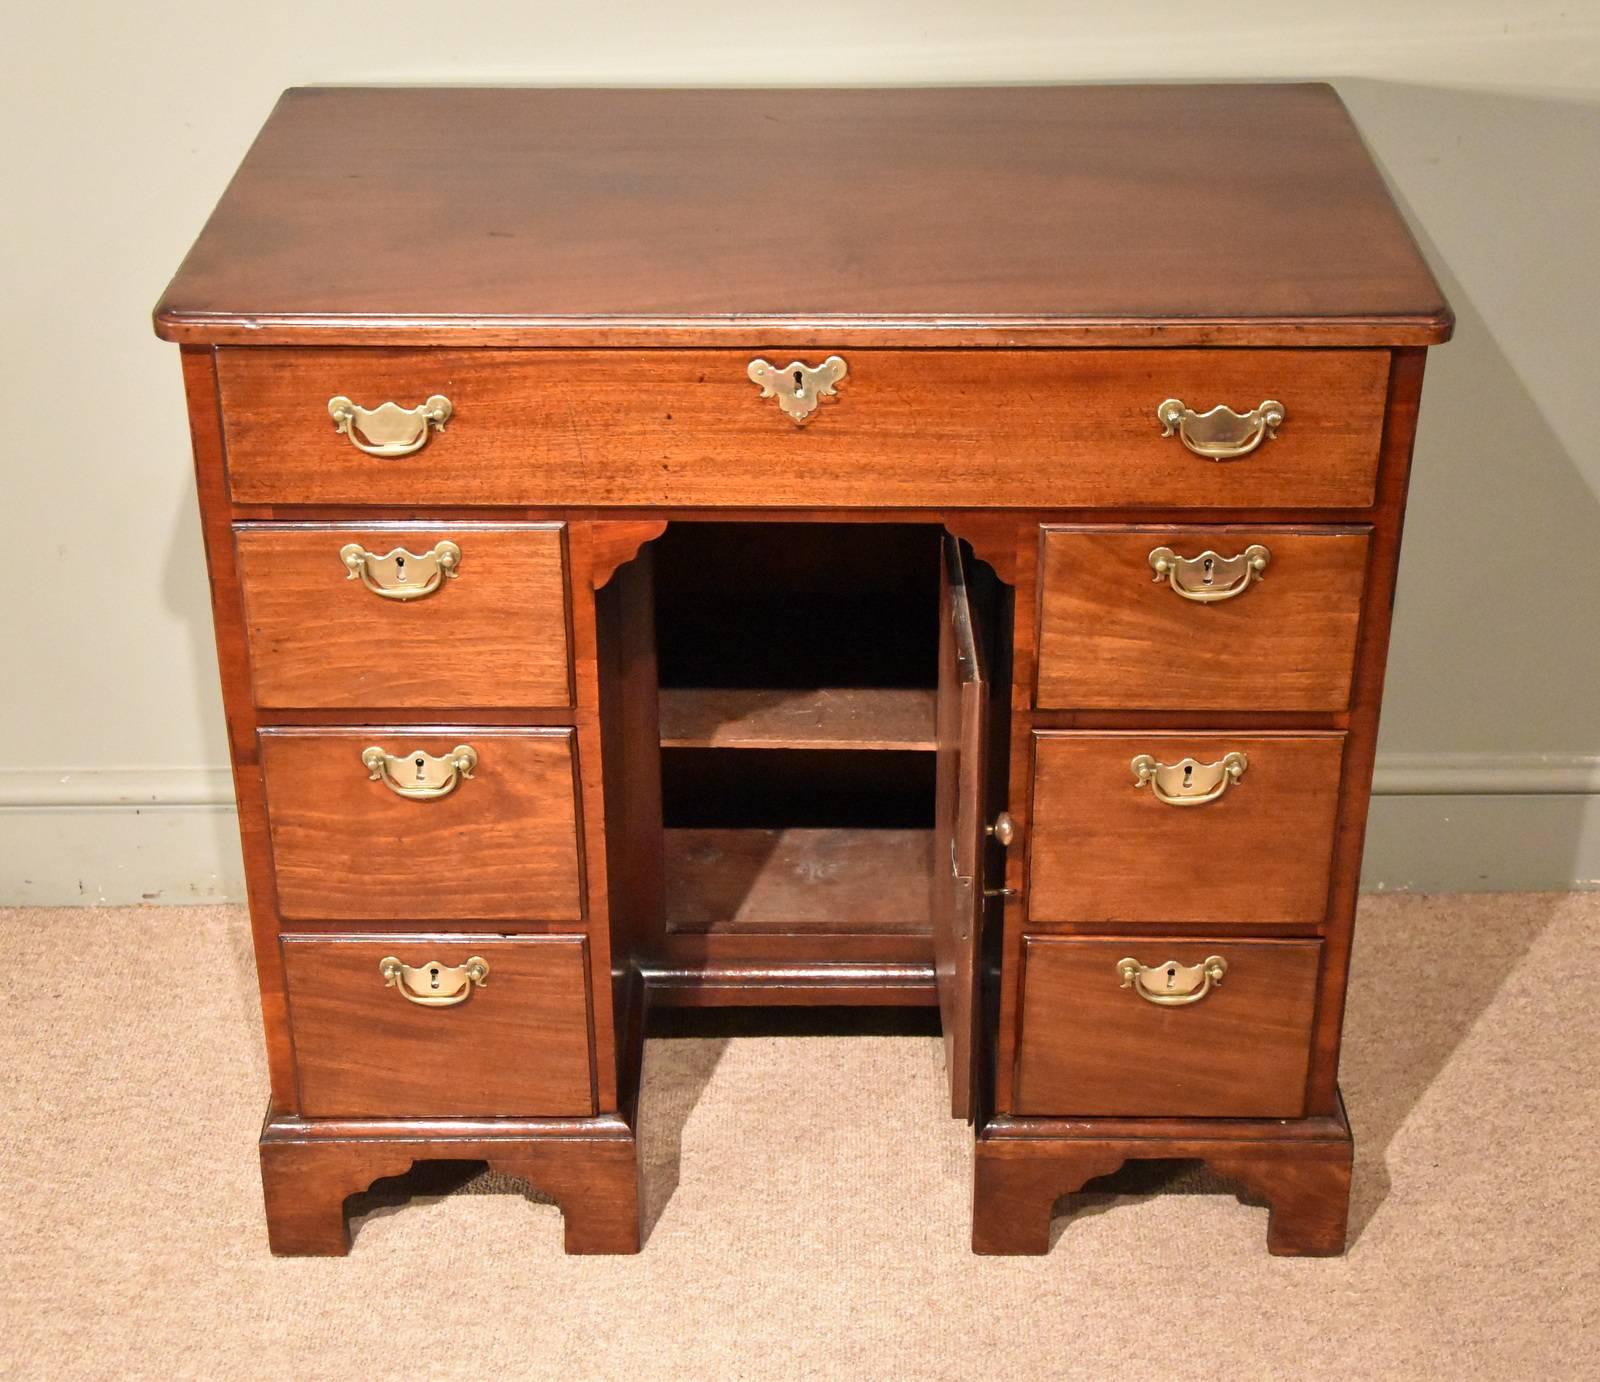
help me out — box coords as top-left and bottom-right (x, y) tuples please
(662, 827), (933, 935)
(658, 687), (937, 752)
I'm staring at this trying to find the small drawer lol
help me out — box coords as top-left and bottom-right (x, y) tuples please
(1014, 936), (1320, 1117)
(1036, 526), (1369, 711)
(261, 727), (583, 921)
(1028, 732), (1344, 925)
(236, 523), (571, 709)
(217, 347), (1387, 509)
(282, 934), (594, 1117)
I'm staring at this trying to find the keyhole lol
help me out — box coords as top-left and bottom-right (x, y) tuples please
(1201, 556), (1215, 585)
(1183, 764), (1194, 789)
(429, 965), (441, 989)
(415, 756), (426, 781)
(395, 553), (408, 583)
(792, 368), (806, 397)
(1166, 965), (1178, 988)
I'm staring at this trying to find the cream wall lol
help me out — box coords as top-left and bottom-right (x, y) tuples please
(3, 2), (1597, 902)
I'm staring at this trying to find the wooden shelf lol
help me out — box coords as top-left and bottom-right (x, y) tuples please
(659, 688), (936, 751)
(663, 828), (933, 934)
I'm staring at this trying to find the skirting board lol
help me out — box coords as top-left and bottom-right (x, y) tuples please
(1, 758), (1597, 904)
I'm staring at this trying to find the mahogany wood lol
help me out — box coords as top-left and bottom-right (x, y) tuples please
(236, 523), (571, 708)
(1013, 937), (1321, 1117)
(282, 935), (594, 1117)
(1304, 349), (1429, 1112)
(662, 828), (932, 934)
(1036, 526), (1369, 711)
(932, 536), (991, 1119)
(154, 85), (1450, 348)
(181, 348), (297, 1114)
(1028, 731), (1345, 925)
(260, 727), (583, 921)
(158, 85), (1450, 1259)
(973, 1105), (1353, 1256)
(259, 1120), (641, 1255)
(215, 347), (1388, 510)
(659, 687), (937, 751)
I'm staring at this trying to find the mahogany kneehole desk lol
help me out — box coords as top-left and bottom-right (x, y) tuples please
(155, 83), (1451, 1257)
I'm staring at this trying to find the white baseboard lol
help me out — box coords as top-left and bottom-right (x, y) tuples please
(2, 756), (1596, 905)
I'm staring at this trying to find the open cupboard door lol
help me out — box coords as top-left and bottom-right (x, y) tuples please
(933, 535), (995, 1120)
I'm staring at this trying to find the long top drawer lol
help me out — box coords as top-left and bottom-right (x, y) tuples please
(217, 348), (1390, 509)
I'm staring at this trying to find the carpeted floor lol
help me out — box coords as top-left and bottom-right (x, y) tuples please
(1, 894), (1594, 1380)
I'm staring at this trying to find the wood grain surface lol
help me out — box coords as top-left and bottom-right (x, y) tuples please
(1013, 936), (1321, 1117)
(1027, 731), (1345, 925)
(1036, 526), (1370, 711)
(661, 828), (932, 934)
(658, 687), (936, 751)
(216, 346), (1389, 510)
(154, 85), (1450, 347)
(261, 728), (583, 921)
(282, 934), (594, 1117)
(236, 523), (570, 708)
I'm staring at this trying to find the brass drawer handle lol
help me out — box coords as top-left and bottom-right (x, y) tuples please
(379, 955), (489, 1007)
(1148, 544), (1270, 603)
(1156, 398), (1284, 460)
(1131, 751), (1247, 806)
(362, 744), (478, 800)
(327, 394), (452, 457)
(1117, 955), (1227, 1006)
(340, 540), (461, 601)
(747, 356), (848, 424)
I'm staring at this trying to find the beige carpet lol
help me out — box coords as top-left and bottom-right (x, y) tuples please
(2, 894), (1595, 1380)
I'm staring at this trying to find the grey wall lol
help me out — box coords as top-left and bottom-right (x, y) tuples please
(2, 3), (1596, 902)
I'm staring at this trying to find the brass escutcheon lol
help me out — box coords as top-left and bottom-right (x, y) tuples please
(1148, 544), (1270, 603)
(1131, 751), (1248, 806)
(340, 540), (461, 600)
(379, 955), (490, 1007)
(362, 744), (478, 801)
(747, 356), (848, 423)
(1117, 955), (1227, 1006)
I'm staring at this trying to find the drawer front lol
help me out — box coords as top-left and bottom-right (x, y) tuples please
(237, 523), (571, 709)
(1036, 526), (1369, 711)
(1014, 936), (1320, 1117)
(218, 347), (1387, 509)
(1028, 732), (1344, 925)
(283, 935), (593, 1117)
(261, 728), (583, 921)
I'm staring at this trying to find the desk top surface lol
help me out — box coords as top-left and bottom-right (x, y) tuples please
(155, 84), (1451, 348)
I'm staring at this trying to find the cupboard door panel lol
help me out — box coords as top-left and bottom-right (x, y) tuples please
(932, 536), (992, 1119)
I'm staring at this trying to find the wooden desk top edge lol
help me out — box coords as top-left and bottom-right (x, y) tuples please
(155, 84), (1453, 349)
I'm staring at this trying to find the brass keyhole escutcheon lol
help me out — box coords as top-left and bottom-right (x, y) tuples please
(747, 356), (848, 424)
